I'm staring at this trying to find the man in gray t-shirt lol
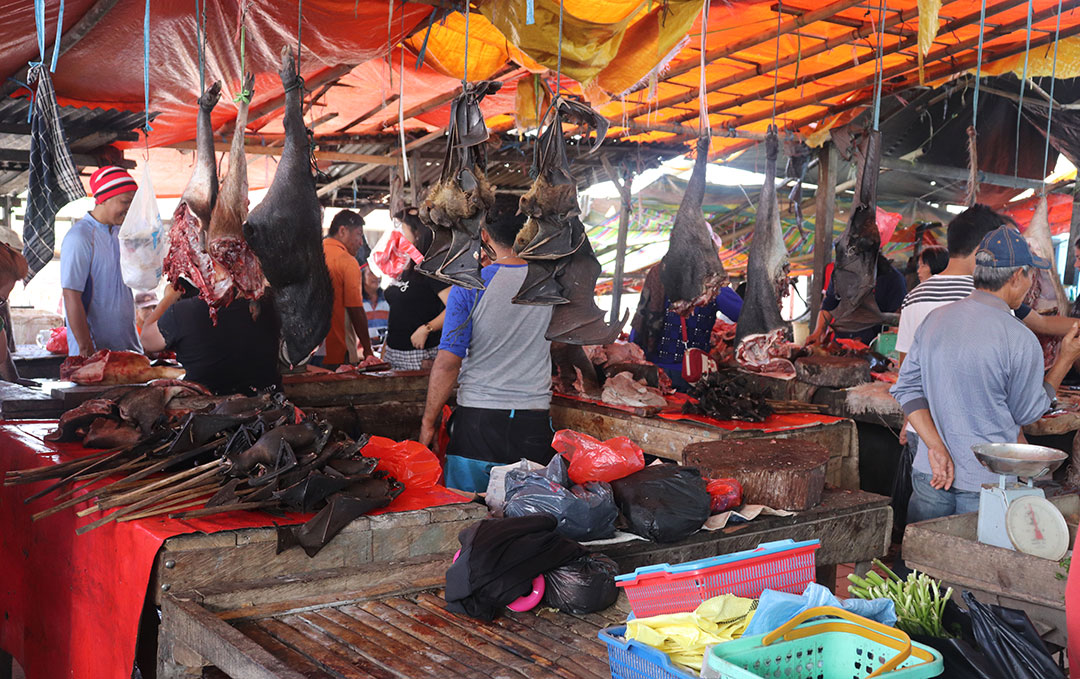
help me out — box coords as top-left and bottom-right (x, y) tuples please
(892, 225), (1080, 522)
(420, 204), (555, 493)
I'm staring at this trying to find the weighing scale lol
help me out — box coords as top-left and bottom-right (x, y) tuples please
(973, 443), (1071, 560)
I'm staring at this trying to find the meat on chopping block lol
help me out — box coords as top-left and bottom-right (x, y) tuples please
(682, 438), (829, 510)
(243, 47), (332, 367)
(793, 355), (871, 388)
(60, 351), (184, 385)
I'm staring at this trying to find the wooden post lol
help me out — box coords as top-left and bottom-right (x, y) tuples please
(601, 157), (634, 325)
(1066, 182), (1080, 287)
(811, 143), (837, 332)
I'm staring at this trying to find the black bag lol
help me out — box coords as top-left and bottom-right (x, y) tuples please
(963, 591), (1064, 679)
(890, 437), (915, 540)
(611, 464), (711, 543)
(542, 554), (620, 614)
(504, 461), (618, 542)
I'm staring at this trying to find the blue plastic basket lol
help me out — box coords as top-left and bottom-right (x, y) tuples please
(599, 625), (699, 679)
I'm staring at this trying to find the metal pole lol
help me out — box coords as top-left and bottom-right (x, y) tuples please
(611, 184), (631, 325)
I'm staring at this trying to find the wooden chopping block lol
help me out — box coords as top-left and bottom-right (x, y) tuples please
(682, 438), (829, 510)
(794, 355), (871, 388)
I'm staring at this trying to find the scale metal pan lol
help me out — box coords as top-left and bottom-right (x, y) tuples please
(971, 442), (1068, 478)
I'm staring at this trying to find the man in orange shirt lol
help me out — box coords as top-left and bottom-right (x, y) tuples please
(322, 210), (373, 366)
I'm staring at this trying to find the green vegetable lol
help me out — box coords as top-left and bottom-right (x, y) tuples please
(846, 559), (954, 638)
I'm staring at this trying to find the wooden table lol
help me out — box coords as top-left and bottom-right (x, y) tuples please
(903, 493), (1077, 647)
(596, 488), (892, 589)
(12, 346), (65, 380)
(159, 579), (632, 679)
(283, 370), (431, 441)
(550, 396), (860, 490)
(0, 381), (63, 419)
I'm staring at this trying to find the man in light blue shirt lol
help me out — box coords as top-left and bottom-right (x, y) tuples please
(60, 166), (141, 357)
(892, 225), (1080, 522)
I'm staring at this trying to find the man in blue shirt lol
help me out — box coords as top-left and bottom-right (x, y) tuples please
(892, 226), (1080, 521)
(419, 201), (555, 492)
(60, 166), (141, 357)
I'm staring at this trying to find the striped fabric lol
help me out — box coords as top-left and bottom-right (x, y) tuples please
(22, 64), (85, 281)
(89, 166), (137, 204)
(899, 275), (973, 311)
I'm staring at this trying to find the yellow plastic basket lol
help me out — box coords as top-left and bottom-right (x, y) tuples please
(705, 607), (943, 679)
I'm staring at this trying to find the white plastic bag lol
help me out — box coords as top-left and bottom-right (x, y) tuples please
(118, 165), (166, 291)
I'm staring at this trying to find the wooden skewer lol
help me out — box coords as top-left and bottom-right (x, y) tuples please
(77, 465), (224, 535)
(117, 489), (219, 523)
(30, 456), (154, 522)
(5, 445), (123, 483)
(48, 455), (150, 503)
(23, 447), (140, 503)
(170, 500), (276, 520)
(76, 460), (220, 517)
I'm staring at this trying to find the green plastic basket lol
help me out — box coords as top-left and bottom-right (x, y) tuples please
(705, 607), (943, 679)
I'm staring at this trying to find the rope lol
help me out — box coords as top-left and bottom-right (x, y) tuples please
(556, 0), (565, 95)
(33, 0), (45, 65)
(971, 0), (987, 130)
(463, 0), (469, 84)
(1015, 0), (1032, 177)
(196, 0), (207, 94)
(50, 0), (64, 73)
(1041, 0), (1064, 185)
(698, 0), (710, 138)
(142, 0), (152, 132)
(527, 0), (535, 25)
(297, 0), (304, 77)
(771, 1), (781, 123)
(399, 6), (409, 182)
(234, 2), (251, 103)
(872, 0), (885, 131)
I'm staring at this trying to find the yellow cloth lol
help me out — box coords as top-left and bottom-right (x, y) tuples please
(917, 0), (941, 57)
(624, 594), (756, 672)
(980, 37), (1080, 79)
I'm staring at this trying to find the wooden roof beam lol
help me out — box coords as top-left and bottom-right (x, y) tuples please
(669, 0), (1031, 126)
(627, 0), (867, 93)
(772, 3), (907, 35)
(611, 2), (919, 126)
(316, 127), (446, 198)
(726, 0), (1080, 131)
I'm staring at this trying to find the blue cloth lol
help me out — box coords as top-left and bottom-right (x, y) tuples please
(444, 455), (500, 494)
(822, 262), (907, 344)
(743, 582), (897, 637)
(891, 291), (1053, 492)
(439, 264), (504, 359)
(908, 470), (981, 523)
(635, 287), (743, 366)
(60, 213), (140, 356)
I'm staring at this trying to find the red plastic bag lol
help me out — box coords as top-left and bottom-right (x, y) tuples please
(361, 435), (442, 489)
(705, 478), (743, 514)
(552, 429), (645, 485)
(44, 327), (67, 354)
(373, 230), (423, 279)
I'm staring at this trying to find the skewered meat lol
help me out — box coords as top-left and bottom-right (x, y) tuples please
(243, 48), (333, 366)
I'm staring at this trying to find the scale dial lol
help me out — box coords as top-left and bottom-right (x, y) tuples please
(1005, 496), (1071, 560)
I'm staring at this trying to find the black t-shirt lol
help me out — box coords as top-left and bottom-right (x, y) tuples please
(158, 294), (281, 395)
(384, 267), (449, 351)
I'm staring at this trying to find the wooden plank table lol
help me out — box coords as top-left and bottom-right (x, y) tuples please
(12, 345), (65, 380)
(283, 370), (430, 407)
(596, 488), (892, 589)
(0, 381), (64, 419)
(159, 582), (632, 679)
(903, 493), (1077, 647)
(550, 396), (860, 490)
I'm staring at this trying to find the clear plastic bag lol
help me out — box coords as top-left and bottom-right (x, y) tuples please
(118, 165), (166, 292)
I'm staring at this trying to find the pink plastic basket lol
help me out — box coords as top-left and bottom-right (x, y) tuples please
(615, 539), (819, 618)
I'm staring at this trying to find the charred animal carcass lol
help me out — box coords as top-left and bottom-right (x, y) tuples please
(660, 136), (726, 315)
(243, 47), (333, 367)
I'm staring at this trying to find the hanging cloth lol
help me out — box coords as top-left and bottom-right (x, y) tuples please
(22, 63), (85, 281)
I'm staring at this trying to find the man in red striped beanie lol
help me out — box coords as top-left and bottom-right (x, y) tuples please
(59, 166), (142, 357)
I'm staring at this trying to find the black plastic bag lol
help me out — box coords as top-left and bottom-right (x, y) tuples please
(909, 635), (998, 679)
(962, 591), (1064, 679)
(890, 438), (915, 540)
(542, 553), (620, 614)
(504, 473), (618, 542)
(611, 464), (711, 543)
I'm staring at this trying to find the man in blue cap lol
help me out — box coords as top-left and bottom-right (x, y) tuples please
(892, 225), (1080, 522)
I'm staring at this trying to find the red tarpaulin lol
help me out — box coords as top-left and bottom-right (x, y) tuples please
(0, 421), (466, 679)
(1003, 192), (1076, 236)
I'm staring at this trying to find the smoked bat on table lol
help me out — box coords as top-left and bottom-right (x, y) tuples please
(243, 47), (333, 367)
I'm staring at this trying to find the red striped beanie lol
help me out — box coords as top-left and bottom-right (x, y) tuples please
(89, 166), (137, 204)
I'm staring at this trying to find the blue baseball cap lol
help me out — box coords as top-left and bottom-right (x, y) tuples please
(976, 226), (1051, 269)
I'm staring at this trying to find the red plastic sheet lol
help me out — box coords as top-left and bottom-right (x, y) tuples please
(655, 410), (845, 432)
(0, 421), (466, 679)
